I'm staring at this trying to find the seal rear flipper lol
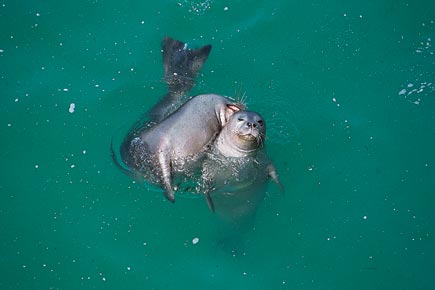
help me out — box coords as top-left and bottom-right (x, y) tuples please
(148, 37), (212, 122)
(162, 36), (212, 94)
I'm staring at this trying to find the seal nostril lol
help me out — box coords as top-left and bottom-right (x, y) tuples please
(247, 122), (252, 127)
(253, 123), (257, 128)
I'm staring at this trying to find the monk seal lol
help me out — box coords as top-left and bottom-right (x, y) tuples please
(200, 110), (283, 213)
(117, 37), (244, 203)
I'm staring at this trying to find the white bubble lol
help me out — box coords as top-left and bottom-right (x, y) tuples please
(68, 103), (75, 113)
(192, 237), (199, 244)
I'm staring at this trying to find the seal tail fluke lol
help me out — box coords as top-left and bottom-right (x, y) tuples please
(147, 37), (212, 122)
(162, 36), (212, 94)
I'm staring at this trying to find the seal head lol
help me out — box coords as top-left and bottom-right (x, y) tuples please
(215, 110), (266, 158)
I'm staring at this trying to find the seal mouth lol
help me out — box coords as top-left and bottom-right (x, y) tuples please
(237, 133), (257, 141)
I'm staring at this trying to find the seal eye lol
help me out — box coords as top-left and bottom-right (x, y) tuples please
(258, 120), (264, 126)
(238, 118), (244, 122)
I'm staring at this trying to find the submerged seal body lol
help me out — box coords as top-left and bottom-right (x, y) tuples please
(201, 110), (282, 213)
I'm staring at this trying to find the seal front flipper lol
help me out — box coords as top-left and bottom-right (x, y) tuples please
(205, 192), (215, 213)
(148, 37), (212, 122)
(267, 164), (284, 193)
(158, 150), (176, 202)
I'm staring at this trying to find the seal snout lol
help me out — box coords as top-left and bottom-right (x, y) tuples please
(230, 111), (266, 147)
(246, 121), (258, 128)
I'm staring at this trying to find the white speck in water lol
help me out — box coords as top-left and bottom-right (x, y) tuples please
(224, 6), (229, 11)
(398, 89), (406, 95)
(70, 164), (75, 168)
(68, 103), (75, 113)
(0, 49), (4, 53)
(35, 164), (39, 169)
(36, 12), (40, 17)
(82, 150), (87, 154)
(7, 123), (12, 127)
(141, 20), (145, 24)
(127, 267), (131, 271)
(308, 165), (314, 171)
(63, 88), (69, 92)
(407, 83), (414, 88)
(332, 97), (337, 102)
(363, 215), (368, 220)
(192, 237), (199, 245)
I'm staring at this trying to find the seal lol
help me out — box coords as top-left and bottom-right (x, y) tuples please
(118, 37), (244, 203)
(201, 110), (283, 212)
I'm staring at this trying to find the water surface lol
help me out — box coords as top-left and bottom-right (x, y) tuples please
(1, 0), (435, 289)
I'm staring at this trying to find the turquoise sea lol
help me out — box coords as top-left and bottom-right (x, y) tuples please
(1, 0), (435, 289)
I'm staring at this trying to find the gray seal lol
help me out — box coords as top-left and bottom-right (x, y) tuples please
(201, 110), (283, 213)
(118, 37), (244, 202)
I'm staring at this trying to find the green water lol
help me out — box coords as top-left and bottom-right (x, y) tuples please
(1, 0), (435, 289)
